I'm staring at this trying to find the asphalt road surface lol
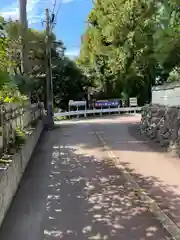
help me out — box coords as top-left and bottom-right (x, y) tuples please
(0, 116), (172, 239)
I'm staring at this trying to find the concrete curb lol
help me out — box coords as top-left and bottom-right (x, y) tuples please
(95, 131), (180, 240)
(0, 120), (44, 228)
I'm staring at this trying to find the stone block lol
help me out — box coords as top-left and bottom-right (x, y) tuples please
(140, 104), (180, 156)
(0, 120), (44, 228)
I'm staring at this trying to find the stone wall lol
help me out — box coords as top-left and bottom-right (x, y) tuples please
(140, 104), (180, 156)
(0, 119), (44, 227)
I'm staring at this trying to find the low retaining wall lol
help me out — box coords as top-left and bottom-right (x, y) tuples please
(0, 120), (44, 227)
(140, 104), (180, 156)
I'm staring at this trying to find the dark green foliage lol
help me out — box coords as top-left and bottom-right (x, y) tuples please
(15, 127), (26, 146)
(77, 0), (180, 104)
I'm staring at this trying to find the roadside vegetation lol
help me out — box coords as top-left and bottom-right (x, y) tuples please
(77, 0), (180, 105)
(0, 1), (179, 110)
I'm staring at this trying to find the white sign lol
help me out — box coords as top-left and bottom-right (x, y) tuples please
(129, 97), (137, 107)
(68, 100), (86, 106)
(69, 100), (73, 105)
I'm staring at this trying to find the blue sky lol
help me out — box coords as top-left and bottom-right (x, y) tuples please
(0, 0), (93, 58)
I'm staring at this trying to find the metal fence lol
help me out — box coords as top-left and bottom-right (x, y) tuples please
(54, 107), (141, 118)
(0, 103), (43, 156)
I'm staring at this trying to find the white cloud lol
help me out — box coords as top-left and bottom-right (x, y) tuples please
(0, 0), (73, 26)
(0, 0), (42, 24)
(61, 0), (73, 3)
(65, 48), (80, 58)
(0, 4), (19, 19)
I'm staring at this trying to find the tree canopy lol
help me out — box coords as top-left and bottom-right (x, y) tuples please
(1, 0), (179, 108)
(0, 17), (88, 108)
(77, 0), (180, 104)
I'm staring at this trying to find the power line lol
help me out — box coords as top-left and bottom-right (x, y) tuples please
(52, 0), (57, 14)
(51, 0), (63, 30)
(41, 0), (57, 28)
(50, 0), (57, 25)
(55, 0), (62, 19)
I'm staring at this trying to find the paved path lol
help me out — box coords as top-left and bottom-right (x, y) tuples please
(0, 116), (171, 239)
(92, 115), (180, 227)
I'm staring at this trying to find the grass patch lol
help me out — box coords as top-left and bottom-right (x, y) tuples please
(0, 159), (12, 164)
(54, 116), (68, 121)
(0, 125), (36, 166)
(0, 119), (41, 169)
(15, 127), (26, 147)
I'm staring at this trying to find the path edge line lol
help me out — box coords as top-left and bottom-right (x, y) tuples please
(95, 131), (180, 240)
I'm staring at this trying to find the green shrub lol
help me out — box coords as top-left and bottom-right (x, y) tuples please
(54, 116), (68, 121)
(15, 127), (26, 146)
(0, 83), (28, 104)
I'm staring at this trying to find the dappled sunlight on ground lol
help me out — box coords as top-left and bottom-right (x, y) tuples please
(59, 115), (180, 228)
(43, 137), (170, 239)
(0, 116), (172, 240)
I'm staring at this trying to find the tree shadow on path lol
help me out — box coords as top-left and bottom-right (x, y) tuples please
(43, 137), (170, 239)
(120, 123), (180, 228)
(0, 121), (172, 240)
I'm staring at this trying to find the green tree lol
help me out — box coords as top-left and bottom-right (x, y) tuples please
(52, 54), (88, 110)
(78, 0), (180, 104)
(0, 17), (97, 108)
(154, 0), (180, 83)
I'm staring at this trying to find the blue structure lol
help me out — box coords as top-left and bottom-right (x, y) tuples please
(95, 99), (121, 108)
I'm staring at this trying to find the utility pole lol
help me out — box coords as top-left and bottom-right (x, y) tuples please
(19, 0), (28, 74)
(45, 8), (54, 128)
